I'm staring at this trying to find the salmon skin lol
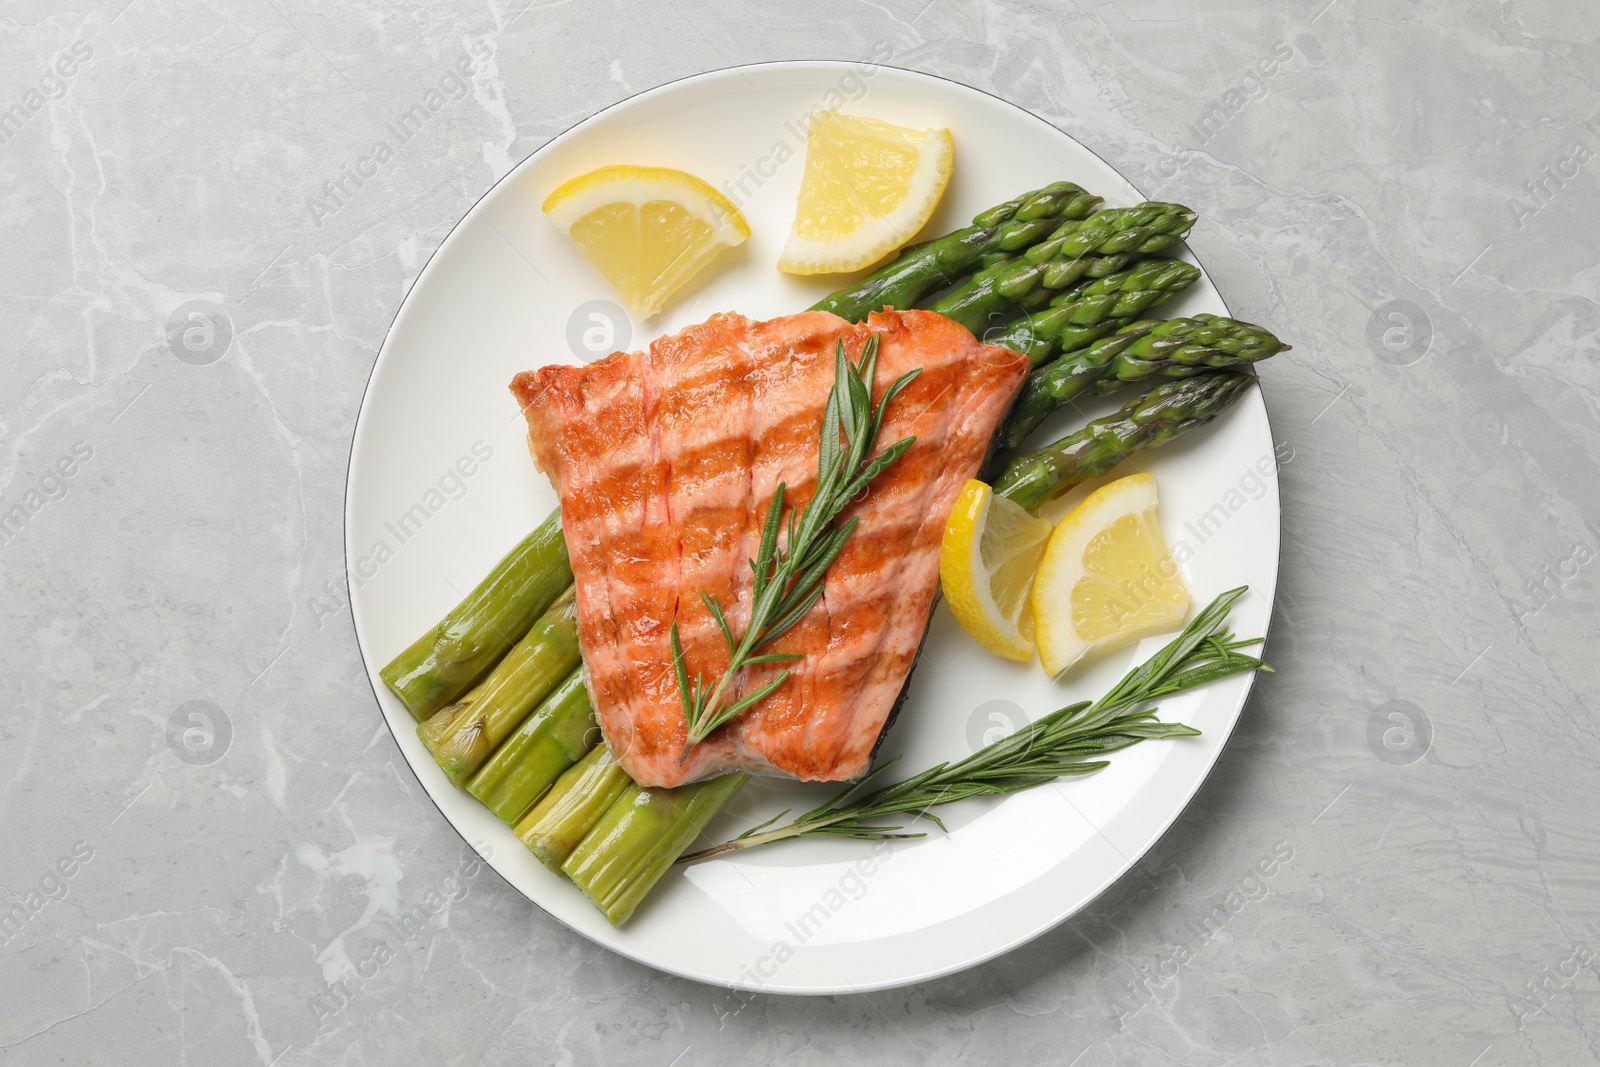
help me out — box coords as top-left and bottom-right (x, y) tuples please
(512, 309), (1029, 788)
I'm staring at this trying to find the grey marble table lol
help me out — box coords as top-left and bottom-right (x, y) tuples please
(3, 1), (1598, 1064)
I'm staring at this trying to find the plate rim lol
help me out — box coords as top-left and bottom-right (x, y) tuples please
(343, 58), (1281, 995)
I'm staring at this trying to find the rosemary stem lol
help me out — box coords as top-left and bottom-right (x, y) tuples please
(681, 811), (856, 861)
(677, 587), (1266, 865)
(673, 334), (921, 755)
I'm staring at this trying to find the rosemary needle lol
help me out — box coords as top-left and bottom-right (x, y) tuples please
(673, 333), (921, 756)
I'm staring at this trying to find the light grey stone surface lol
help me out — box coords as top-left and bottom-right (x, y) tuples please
(3, 0), (1598, 1063)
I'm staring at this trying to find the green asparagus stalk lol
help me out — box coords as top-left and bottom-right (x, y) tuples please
(418, 585), (581, 784)
(998, 314), (1288, 455)
(515, 743), (633, 869)
(987, 257), (1202, 366)
(930, 203), (1197, 335)
(381, 509), (573, 720)
(810, 182), (1103, 322)
(994, 370), (1259, 511)
(562, 773), (749, 926)
(465, 668), (597, 823)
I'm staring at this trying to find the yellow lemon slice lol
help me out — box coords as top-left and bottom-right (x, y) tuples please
(542, 165), (750, 317)
(940, 479), (1055, 661)
(1031, 473), (1190, 676)
(778, 112), (953, 275)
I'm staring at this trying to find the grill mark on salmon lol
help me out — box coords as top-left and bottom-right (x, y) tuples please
(513, 309), (1028, 787)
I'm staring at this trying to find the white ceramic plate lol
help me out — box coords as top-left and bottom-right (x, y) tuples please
(346, 62), (1279, 994)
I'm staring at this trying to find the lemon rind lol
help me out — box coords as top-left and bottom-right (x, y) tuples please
(542, 165), (750, 246)
(941, 480), (1041, 663)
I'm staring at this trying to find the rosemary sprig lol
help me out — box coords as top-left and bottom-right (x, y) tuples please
(673, 334), (922, 756)
(679, 586), (1270, 861)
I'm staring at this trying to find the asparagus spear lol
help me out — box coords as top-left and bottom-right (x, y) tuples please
(994, 370), (1259, 511)
(810, 182), (1103, 322)
(381, 509), (573, 721)
(562, 773), (749, 926)
(998, 314), (1288, 455)
(465, 668), (597, 823)
(515, 743), (634, 869)
(930, 203), (1197, 335)
(418, 585), (581, 784)
(987, 257), (1202, 366)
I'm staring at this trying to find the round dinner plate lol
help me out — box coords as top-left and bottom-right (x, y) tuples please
(346, 61), (1279, 994)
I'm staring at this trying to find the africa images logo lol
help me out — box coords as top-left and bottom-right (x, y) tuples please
(0, 40), (93, 148)
(305, 43), (493, 227)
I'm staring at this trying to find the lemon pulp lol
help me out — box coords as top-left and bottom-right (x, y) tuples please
(1031, 473), (1190, 676)
(1070, 511), (1190, 640)
(940, 479), (1053, 662)
(543, 165), (749, 317)
(779, 112), (953, 275)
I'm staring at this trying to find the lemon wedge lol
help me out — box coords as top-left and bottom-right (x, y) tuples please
(778, 112), (953, 275)
(542, 165), (750, 317)
(1031, 473), (1190, 676)
(940, 479), (1055, 662)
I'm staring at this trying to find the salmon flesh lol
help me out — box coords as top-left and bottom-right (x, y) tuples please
(512, 309), (1028, 788)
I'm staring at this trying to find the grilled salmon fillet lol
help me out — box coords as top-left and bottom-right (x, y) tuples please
(512, 309), (1028, 787)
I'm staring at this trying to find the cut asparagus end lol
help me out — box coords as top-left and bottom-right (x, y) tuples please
(562, 773), (748, 927)
(417, 586), (582, 784)
(380, 508), (573, 721)
(515, 743), (633, 870)
(466, 668), (598, 823)
(417, 699), (488, 785)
